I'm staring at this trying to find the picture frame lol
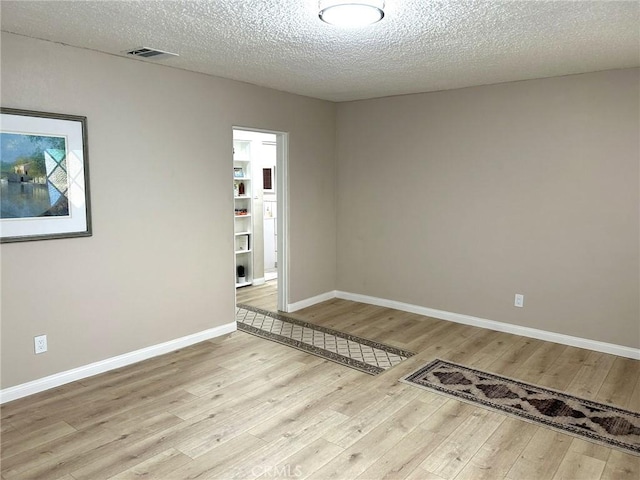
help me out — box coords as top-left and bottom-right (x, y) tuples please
(263, 166), (275, 192)
(235, 233), (250, 251)
(234, 167), (244, 178)
(0, 108), (92, 243)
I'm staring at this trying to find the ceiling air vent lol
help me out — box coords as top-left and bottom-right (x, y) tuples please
(124, 47), (178, 60)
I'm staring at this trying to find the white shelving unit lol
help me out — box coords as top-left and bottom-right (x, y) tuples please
(233, 139), (253, 288)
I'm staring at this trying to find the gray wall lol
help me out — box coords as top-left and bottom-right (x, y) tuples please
(336, 68), (639, 348)
(0, 33), (337, 388)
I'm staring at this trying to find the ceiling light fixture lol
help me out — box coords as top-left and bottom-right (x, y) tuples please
(318, 1), (385, 27)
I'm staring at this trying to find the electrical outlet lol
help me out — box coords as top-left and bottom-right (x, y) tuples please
(34, 334), (47, 354)
(514, 294), (524, 308)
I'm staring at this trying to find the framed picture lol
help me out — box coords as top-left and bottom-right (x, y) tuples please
(233, 167), (244, 178)
(263, 167), (275, 192)
(0, 108), (91, 243)
(235, 233), (250, 251)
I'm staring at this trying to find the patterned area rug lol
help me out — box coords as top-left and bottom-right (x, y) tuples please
(401, 359), (640, 456)
(236, 304), (414, 375)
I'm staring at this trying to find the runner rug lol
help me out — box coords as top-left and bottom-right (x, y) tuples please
(236, 304), (414, 375)
(401, 359), (640, 456)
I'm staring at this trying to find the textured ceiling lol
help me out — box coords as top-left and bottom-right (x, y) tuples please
(1, 1), (638, 102)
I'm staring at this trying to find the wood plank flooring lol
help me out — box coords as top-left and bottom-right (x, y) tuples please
(2, 283), (638, 479)
(237, 280), (278, 312)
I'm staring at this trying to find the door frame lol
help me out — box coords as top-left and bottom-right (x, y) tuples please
(232, 126), (289, 312)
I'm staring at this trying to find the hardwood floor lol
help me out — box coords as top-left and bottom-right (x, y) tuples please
(237, 280), (278, 312)
(2, 286), (638, 479)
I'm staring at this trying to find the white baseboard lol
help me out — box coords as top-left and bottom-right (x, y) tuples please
(287, 290), (337, 312)
(0, 321), (237, 404)
(253, 277), (266, 286)
(335, 291), (640, 360)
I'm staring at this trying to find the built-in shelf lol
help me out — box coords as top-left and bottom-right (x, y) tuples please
(234, 137), (253, 289)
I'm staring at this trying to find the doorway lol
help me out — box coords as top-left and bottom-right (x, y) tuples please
(233, 127), (288, 312)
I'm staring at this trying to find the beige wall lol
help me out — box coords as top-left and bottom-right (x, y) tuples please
(0, 33), (336, 388)
(336, 68), (639, 348)
(2, 33), (636, 391)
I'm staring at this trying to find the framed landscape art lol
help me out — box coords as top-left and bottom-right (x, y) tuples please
(0, 108), (91, 243)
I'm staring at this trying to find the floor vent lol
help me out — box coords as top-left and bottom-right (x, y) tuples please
(124, 47), (178, 60)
